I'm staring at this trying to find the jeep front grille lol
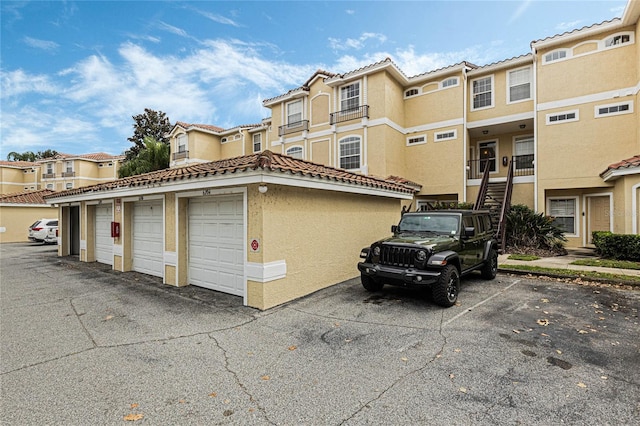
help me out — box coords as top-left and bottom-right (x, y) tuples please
(379, 245), (417, 268)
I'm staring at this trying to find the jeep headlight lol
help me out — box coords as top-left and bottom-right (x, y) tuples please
(416, 250), (427, 261)
(373, 246), (381, 256)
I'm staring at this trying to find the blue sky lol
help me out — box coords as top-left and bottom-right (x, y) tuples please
(0, 1), (627, 159)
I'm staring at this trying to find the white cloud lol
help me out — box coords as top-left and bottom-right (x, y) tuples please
(1, 69), (60, 98)
(157, 21), (190, 38)
(196, 10), (241, 27)
(508, 0), (532, 25)
(556, 20), (582, 32)
(345, 9), (355, 15)
(23, 36), (59, 51)
(329, 32), (387, 51)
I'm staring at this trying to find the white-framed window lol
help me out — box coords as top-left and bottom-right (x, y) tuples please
(546, 110), (579, 125)
(65, 161), (73, 173)
(286, 100), (303, 127)
(434, 129), (457, 142)
(543, 49), (569, 64)
(46, 163), (53, 174)
(604, 32), (632, 48)
(107, 162), (113, 167)
(478, 140), (497, 173)
(65, 182), (73, 190)
(594, 101), (633, 118)
(548, 197), (578, 236)
(234, 134), (242, 140)
(176, 134), (187, 152)
(339, 136), (361, 170)
(286, 146), (304, 159)
(46, 183), (53, 189)
(99, 163), (104, 168)
(405, 88), (420, 98)
(513, 135), (534, 170)
(471, 75), (494, 110)
(340, 82), (360, 112)
(441, 77), (459, 89)
(406, 135), (426, 146)
(252, 133), (262, 153)
(507, 67), (531, 103)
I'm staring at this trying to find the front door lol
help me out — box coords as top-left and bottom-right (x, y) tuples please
(479, 142), (496, 174)
(588, 196), (610, 244)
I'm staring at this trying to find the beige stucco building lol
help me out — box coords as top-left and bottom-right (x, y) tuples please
(0, 190), (58, 243)
(43, 0), (639, 308)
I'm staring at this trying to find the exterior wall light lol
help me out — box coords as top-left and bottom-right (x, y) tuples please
(259, 185), (268, 194)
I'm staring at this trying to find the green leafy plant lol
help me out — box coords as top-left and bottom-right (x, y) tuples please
(508, 254), (540, 261)
(506, 204), (566, 252)
(592, 231), (640, 261)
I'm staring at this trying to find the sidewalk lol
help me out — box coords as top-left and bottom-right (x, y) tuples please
(498, 247), (640, 280)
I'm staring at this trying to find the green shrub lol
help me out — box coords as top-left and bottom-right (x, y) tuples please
(592, 231), (640, 261)
(506, 204), (566, 251)
(429, 201), (474, 210)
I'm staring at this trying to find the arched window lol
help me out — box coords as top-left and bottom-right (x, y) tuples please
(339, 136), (361, 170)
(286, 146), (303, 159)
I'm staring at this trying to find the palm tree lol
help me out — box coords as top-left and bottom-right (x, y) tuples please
(118, 137), (170, 178)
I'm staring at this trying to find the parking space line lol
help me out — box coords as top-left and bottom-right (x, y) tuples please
(443, 279), (521, 327)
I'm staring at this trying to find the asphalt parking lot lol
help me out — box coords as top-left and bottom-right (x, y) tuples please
(1, 243), (639, 425)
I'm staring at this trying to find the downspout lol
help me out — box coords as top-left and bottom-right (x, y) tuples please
(532, 45), (539, 212)
(633, 183), (639, 234)
(462, 66), (468, 202)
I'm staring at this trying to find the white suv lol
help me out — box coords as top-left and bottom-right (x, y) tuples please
(28, 219), (58, 244)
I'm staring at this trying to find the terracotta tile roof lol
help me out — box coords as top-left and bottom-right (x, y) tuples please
(469, 54), (533, 73)
(40, 152), (124, 162)
(600, 155), (640, 177)
(175, 121), (225, 133)
(45, 151), (418, 200)
(0, 189), (56, 204)
(407, 61), (477, 80)
(0, 161), (40, 168)
(531, 18), (621, 46)
(385, 175), (423, 190)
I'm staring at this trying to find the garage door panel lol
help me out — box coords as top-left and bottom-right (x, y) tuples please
(188, 195), (244, 296)
(132, 200), (163, 277)
(95, 205), (113, 265)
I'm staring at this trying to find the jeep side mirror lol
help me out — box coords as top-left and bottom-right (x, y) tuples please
(391, 225), (398, 233)
(463, 227), (475, 238)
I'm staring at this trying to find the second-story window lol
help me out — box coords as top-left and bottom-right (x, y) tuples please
(65, 161), (73, 173)
(508, 67), (531, 103)
(472, 76), (493, 110)
(46, 163), (53, 174)
(177, 134), (187, 153)
(253, 133), (262, 152)
(339, 136), (361, 170)
(287, 100), (302, 128)
(286, 146), (303, 159)
(340, 82), (360, 112)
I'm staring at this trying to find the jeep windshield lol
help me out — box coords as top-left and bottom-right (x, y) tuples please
(397, 214), (460, 236)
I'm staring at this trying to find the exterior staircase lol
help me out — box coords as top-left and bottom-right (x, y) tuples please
(474, 159), (515, 252)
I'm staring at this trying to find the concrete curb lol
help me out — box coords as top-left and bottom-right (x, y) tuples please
(498, 267), (640, 288)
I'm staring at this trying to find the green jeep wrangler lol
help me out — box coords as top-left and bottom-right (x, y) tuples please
(357, 209), (498, 307)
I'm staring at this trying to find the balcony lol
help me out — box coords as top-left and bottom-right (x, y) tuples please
(62, 171), (75, 178)
(172, 150), (189, 161)
(330, 105), (369, 125)
(278, 120), (309, 136)
(42, 173), (55, 179)
(467, 155), (534, 180)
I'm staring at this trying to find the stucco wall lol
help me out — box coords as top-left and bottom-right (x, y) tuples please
(0, 205), (58, 243)
(247, 184), (402, 309)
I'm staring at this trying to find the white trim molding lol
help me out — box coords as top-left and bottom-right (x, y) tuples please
(246, 260), (287, 283)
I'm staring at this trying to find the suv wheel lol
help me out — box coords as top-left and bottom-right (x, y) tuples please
(361, 275), (384, 292)
(481, 248), (498, 280)
(432, 265), (460, 307)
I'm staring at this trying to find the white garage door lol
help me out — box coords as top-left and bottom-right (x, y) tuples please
(95, 204), (113, 265)
(189, 195), (244, 296)
(132, 199), (163, 277)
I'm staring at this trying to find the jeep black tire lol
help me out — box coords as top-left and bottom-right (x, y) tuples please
(481, 248), (498, 280)
(361, 274), (384, 292)
(432, 265), (460, 307)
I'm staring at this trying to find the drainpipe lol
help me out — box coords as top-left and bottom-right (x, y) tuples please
(532, 45), (539, 212)
(462, 66), (468, 203)
(633, 183), (639, 234)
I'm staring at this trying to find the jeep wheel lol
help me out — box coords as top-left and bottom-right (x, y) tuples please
(361, 275), (384, 292)
(432, 265), (460, 307)
(481, 248), (498, 280)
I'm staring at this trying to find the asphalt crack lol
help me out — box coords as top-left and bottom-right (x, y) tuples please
(208, 333), (277, 425)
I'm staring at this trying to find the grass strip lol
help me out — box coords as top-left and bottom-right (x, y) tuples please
(507, 254), (540, 261)
(499, 264), (640, 284)
(570, 259), (640, 270)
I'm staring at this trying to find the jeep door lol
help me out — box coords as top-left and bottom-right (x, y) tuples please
(459, 216), (484, 271)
